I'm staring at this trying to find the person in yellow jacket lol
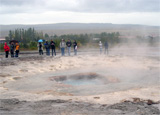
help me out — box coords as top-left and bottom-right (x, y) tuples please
(15, 43), (20, 57)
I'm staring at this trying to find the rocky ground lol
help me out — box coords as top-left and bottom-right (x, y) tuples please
(0, 98), (160, 115)
(0, 50), (160, 115)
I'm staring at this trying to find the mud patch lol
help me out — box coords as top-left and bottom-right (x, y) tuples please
(0, 73), (11, 77)
(0, 61), (15, 66)
(13, 77), (22, 80)
(19, 69), (28, 72)
(18, 56), (44, 61)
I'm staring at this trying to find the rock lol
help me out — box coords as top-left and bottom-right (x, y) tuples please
(133, 98), (141, 103)
(147, 99), (154, 105)
(120, 99), (130, 103)
(93, 97), (100, 99)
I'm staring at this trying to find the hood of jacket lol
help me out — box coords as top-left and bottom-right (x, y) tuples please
(4, 42), (10, 51)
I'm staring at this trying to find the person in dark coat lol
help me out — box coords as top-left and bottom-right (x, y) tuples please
(104, 41), (108, 55)
(38, 42), (43, 55)
(4, 42), (10, 58)
(10, 42), (15, 58)
(73, 40), (77, 55)
(50, 40), (56, 56)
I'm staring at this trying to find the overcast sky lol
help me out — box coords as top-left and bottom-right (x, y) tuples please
(0, 0), (159, 26)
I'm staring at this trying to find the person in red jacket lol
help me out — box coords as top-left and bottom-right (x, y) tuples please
(4, 42), (10, 58)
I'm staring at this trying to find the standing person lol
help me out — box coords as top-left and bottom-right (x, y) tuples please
(4, 42), (10, 58)
(104, 41), (109, 55)
(44, 41), (50, 56)
(73, 40), (77, 55)
(99, 41), (103, 54)
(66, 39), (72, 56)
(60, 39), (66, 56)
(38, 42), (43, 55)
(15, 43), (20, 57)
(10, 42), (15, 58)
(50, 40), (56, 56)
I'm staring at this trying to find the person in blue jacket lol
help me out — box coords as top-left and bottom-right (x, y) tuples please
(44, 41), (50, 56)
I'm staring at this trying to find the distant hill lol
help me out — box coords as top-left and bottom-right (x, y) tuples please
(0, 23), (159, 37)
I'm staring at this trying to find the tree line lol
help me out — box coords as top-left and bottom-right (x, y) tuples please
(2, 28), (121, 50)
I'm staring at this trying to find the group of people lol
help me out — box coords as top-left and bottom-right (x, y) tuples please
(38, 40), (57, 56)
(60, 39), (77, 56)
(4, 39), (108, 58)
(37, 39), (77, 56)
(3, 42), (20, 58)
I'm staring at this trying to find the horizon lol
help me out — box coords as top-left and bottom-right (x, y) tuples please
(0, 22), (159, 27)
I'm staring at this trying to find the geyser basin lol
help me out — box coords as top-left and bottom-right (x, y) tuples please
(49, 72), (120, 95)
(51, 72), (119, 86)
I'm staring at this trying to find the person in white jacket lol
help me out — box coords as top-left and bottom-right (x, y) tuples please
(99, 41), (103, 54)
(59, 39), (66, 56)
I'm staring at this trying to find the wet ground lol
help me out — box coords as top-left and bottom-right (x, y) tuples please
(0, 48), (160, 114)
(2, 55), (159, 96)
